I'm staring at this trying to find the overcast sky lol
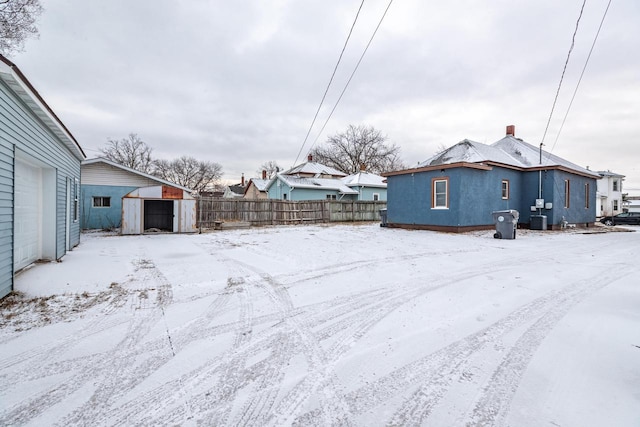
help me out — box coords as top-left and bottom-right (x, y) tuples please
(10, 0), (640, 189)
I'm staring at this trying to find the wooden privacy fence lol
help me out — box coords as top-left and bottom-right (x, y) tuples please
(197, 198), (387, 227)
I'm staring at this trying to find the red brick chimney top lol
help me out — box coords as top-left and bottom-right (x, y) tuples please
(262, 170), (267, 180)
(506, 125), (515, 136)
(307, 154), (313, 162)
(241, 173), (245, 186)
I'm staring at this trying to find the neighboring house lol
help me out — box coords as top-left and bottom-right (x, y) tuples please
(595, 170), (624, 217)
(265, 155), (358, 201)
(342, 170), (387, 201)
(1, 55), (86, 298)
(244, 178), (270, 199)
(383, 125), (599, 232)
(81, 158), (192, 230)
(223, 174), (246, 198)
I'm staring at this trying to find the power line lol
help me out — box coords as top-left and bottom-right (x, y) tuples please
(550, 0), (612, 153)
(540, 0), (587, 147)
(293, 0), (366, 167)
(306, 0), (394, 156)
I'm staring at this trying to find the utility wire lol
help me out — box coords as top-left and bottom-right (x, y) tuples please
(549, 0), (612, 153)
(306, 0), (394, 155)
(293, 0), (366, 167)
(540, 0), (587, 147)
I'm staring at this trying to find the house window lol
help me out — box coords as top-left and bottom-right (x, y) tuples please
(93, 197), (111, 207)
(326, 194), (337, 200)
(564, 179), (570, 208)
(584, 183), (589, 209)
(501, 180), (509, 200)
(612, 179), (619, 192)
(613, 200), (619, 211)
(73, 178), (79, 222)
(432, 177), (449, 209)
(282, 193), (287, 200)
(373, 193), (380, 201)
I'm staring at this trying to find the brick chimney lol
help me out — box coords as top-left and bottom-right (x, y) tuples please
(360, 163), (366, 171)
(308, 154), (313, 162)
(241, 173), (245, 186)
(262, 170), (267, 180)
(506, 125), (515, 136)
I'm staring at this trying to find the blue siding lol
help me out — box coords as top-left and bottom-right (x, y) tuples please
(387, 165), (596, 230)
(81, 184), (138, 229)
(267, 178), (356, 201)
(0, 136), (13, 297)
(0, 77), (83, 297)
(354, 187), (387, 201)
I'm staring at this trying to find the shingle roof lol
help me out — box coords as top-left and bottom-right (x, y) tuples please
(417, 136), (599, 178)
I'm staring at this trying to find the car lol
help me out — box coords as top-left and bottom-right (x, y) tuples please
(600, 212), (640, 226)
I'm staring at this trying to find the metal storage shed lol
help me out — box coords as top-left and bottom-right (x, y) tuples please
(121, 185), (197, 235)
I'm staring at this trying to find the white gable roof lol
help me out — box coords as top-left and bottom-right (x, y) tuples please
(283, 161), (347, 177)
(275, 174), (358, 194)
(342, 171), (387, 188)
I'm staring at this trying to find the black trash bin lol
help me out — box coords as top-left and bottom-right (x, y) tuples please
(492, 210), (519, 239)
(379, 208), (388, 227)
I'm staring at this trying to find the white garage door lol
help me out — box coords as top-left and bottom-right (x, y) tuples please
(14, 159), (42, 271)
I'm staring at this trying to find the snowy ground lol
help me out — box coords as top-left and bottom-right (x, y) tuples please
(1, 223), (639, 426)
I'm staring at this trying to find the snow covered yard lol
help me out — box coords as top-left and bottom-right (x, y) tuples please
(1, 223), (639, 426)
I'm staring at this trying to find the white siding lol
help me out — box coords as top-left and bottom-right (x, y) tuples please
(82, 163), (165, 187)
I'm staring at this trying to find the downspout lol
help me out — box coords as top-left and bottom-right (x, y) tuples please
(538, 143), (543, 215)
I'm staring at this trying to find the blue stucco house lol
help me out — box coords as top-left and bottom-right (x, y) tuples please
(81, 158), (192, 230)
(1, 55), (86, 298)
(266, 155), (359, 201)
(383, 126), (599, 232)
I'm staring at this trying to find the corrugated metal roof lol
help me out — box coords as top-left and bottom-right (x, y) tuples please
(342, 171), (387, 188)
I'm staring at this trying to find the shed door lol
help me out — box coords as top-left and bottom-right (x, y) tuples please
(144, 200), (174, 231)
(14, 159), (42, 271)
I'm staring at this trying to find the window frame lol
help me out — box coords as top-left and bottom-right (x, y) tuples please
(431, 177), (449, 209)
(92, 196), (111, 208)
(372, 193), (380, 201)
(612, 179), (619, 192)
(326, 194), (337, 200)
(501, 180), (510, 200)
(584, 183), (589, 209)
(564, 179), (570, 208)
(73, 178), (79, 222)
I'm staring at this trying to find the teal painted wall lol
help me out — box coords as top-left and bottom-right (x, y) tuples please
(81, 184), (138, 230)
(0, 78), (83, 297)
(353, 187), (387, 201)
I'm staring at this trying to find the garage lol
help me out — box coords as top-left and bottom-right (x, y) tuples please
(13, 157), (56, 271)
(14, 159), (41, 270)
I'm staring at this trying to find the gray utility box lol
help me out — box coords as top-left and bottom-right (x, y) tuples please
(530, 215), (547, 230)
(492, 210), (519, 239)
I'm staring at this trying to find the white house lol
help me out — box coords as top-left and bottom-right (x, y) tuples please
(596, 171), (624, 217)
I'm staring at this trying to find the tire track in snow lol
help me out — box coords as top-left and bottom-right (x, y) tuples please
(465, 266), (634, 427)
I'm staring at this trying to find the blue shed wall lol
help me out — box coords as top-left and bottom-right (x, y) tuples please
(0, 78), (83, 297)
(81, 185), (138, 230)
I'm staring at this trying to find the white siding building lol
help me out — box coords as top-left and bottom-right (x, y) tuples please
(596, 171), (625, 217)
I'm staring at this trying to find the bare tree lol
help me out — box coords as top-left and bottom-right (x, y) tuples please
(100, 133), (154, 173)
(153, 156), (223, 194)
(309, 125), (405, 175)
(0, 0), (43, 56)
(256, 160), (281, 179)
